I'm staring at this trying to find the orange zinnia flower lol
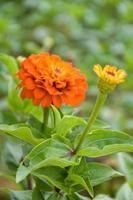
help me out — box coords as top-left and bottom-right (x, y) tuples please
(17, 53), (87, 108)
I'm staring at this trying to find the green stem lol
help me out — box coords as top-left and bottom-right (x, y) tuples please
(75, 92), (107, 152)
(42, 108), (49, 132)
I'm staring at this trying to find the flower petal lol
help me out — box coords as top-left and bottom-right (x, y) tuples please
(34, 88), (46, 99)
(41, 94), (52, 107)
(25, 78), (35, 90)
(52, 96), (62, 108)
(20, 88), (33, 99)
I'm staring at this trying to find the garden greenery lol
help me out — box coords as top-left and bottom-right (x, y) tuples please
(0, 53), (132, 200)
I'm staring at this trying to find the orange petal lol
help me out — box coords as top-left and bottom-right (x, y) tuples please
(34, 88), (46, 99)
(41, 94), (52, 107)
(22, 59), (39, 77)
(20, 88), (33, 99)
(17, 69), (28, 80)
(52, 95), (62, 108)
(25, 77), (35, 90)
(33, 98), (41, 106)
(51, 54), (61, 62)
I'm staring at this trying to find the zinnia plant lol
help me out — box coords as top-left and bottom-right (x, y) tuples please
(0, 53), (133, 200)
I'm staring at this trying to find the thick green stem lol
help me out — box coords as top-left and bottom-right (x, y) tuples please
(42, 108), (49, 132)
(75, 92), (107, 152)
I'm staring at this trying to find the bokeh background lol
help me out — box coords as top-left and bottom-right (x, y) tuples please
(0, 0), (133, 199)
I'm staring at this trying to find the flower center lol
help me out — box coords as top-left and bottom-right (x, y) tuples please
(55, 67), (61, 74)
(53, 81), (66, 90)
(106, 71), (115, 76)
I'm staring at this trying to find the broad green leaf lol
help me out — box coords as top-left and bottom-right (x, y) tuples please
(3, 139), (23, 170)
(34, 176), (53, 191)
(68, 193), (91, 200)
(116, 183), (133, 200)
(77, 129), (133, 157)
(27, 114), (43, 132)
(118, 153), (133, 187)
(0, 124), (43, 145)
(16, 165), (31, 183)
(55, 115), (86, 136)
(0, 54), (18, 75)
(68, 158), (121, 197)
(32, 166), (67, 192)
(16, 135), (76, 182)
(70, 158), (122, 186)
(10, 190), (32, 200)
(32, 187), (44, 200)
(92, 119), (110, 130)
(17, 158), (77, 183)
(26, 135), (72, 159)
(67, 174), (94, 197)
(68, 119), (110, 145)
(94, 194), (113, 200)
(0, 111), (18, 124)
(46, 193), (66, 200)
(86, 162), (122, 186)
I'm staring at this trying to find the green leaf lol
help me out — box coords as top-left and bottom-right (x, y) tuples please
(2, 139), (23, 170)
(16, 135), (76, 182)
(77, 129), (133, 157)
(32, 187), (44, 200)
(0, 124), (43, 145)
(68, 193), (91, 200)
(92, 119), (110, 130)
(86, 162), (122, 186)
(0, 54), (18, 75)
(55, 115), (86, 136)
(118, 153), (133, 187)
(67, 174), (94, 198)
(67, 158), (121, 196)
(50, 105), (62, 128)
(32, 166), (67, 191)
(116, 183), (133, 200)
(70, 158), (122, 186)
(7, 76), (33, 112)
(10, 190), (32, 200)
(34, 176), (53, 191)
(66, 158), (94, 196)
(46, 192), (66, 200)
(94, 194), (113, 200)
(0, 111), (18, 124)
(16, 165), (31, 183)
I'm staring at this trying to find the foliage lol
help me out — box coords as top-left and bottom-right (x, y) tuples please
(0, 54), (133, 199)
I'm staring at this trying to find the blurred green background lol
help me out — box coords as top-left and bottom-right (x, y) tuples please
(0, 0), (133, 198)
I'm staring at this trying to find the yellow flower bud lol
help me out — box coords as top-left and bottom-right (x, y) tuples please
(93, 64), (127, 94)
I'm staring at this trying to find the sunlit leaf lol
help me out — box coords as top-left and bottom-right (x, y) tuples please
(16, 135), (76, 182)
(0, 124), (43, 145)
(10, 190), (32, 200)
(77, 129), (133, 157)
(55, 115), (86, 136)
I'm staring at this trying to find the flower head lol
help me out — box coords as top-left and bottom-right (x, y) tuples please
(93, 64), (127, 93)
(17, 53), (87, 108)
